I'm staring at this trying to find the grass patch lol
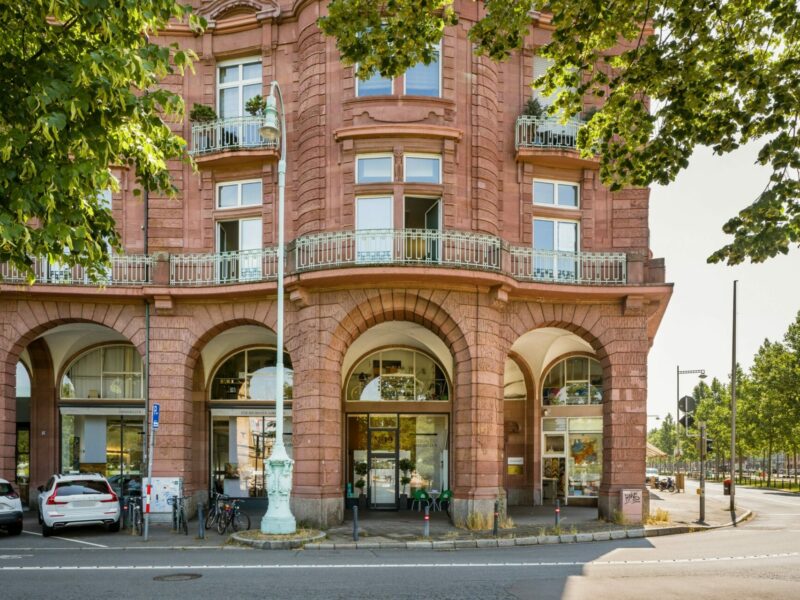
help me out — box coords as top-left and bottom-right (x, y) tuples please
(235, 528), (323, 541)
(645, 508), (671, 525)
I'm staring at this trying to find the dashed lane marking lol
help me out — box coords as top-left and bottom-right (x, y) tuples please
(0, 552), (797, 571)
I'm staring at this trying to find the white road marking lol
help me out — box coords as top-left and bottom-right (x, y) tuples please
(0, 552), (797, 571)
(22, 530), (108, 548)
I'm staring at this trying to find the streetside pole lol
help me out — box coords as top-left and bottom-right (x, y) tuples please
(699, 422), (706, 523)
(143, 301), (152, 541)
(730, 280), (738, 512)
(676, 365), (681, 490)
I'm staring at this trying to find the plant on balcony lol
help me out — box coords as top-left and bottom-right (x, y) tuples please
(245, 95), (267, 117)
(522, 97), (545, 119)
(582, 106), (599, 122)
(189, 103), (217, 123)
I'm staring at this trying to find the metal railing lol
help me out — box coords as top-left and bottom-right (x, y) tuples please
(0, 255), (153, 286)
(509, 247), (626, 285)
(515, 116), (582, 150)
(293, 229), (502, 273)
(170, 248), (279, 286)
(189, 116), (278, 156)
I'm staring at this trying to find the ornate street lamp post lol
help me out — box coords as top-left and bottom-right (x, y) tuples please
(259, 81), (296, 534)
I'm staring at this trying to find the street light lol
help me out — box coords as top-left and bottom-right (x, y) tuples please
(676, 367), (706, 489)
(259, 81), (296, 534)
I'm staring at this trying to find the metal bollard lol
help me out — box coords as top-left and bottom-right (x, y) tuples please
(172, 500), (178, 532)
(492, 500), (499, 537)
(197, 504), (205, 540)
(352, 505), (359, 542)
(555, 498), (561, 528)
(423, 504), (430, 538)
(120, 497), (128, 531)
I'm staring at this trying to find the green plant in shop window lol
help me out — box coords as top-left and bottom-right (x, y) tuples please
(398, 458), (415, 495)
(354, 461), (369, 495)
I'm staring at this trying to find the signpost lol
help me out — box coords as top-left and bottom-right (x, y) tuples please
(144, 402), (159, 541)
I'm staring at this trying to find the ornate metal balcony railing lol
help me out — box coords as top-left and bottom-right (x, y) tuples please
(509, 247), (627, 285)
(189, 116), (278, 156)
(293, 229), (502, 273)
(170, 248), (279, 286)
(515, 116), (582, 150)
(0, 255), (153, 286)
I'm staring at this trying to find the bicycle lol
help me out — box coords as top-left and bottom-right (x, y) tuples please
(129, 496), (143, 536)
(168, 495), (190, 535)
(204, 491), (228, 531)
(216, 498), (250, 534)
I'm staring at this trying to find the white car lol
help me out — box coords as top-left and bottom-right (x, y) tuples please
(646, 467), (659, 482)
(0, 478), (23, 536)
(37, 474), (120, 537)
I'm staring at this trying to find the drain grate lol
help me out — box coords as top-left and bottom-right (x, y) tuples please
(153, 573), (202, 582)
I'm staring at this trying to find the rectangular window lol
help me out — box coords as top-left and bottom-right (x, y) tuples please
(217, 180), (262, 209)
(356, 155), (393, 183)
(405, 45), (441, 97)
(216, 218), (263, 281)
(533, 180), (579, 208)
(356, 196), (393, 263)
(404, 155), (441, 183)
(533, 55), (573, 109)
(533, 219), (579, 281)
(217, 58), (262, 118)
(356, 67), (393, 97)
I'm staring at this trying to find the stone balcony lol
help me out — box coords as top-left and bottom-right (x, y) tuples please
(189, 116), (279, 167)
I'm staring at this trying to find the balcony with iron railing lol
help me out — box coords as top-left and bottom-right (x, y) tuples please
(1, 232), (633, 290)
(0, 254), (154, 286)
(189, 116), (279, 166)
(515, 116), (596, 168)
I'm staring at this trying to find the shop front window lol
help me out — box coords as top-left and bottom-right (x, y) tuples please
(210, 414), (292, 498)
(210, 348), (293, 401)
(542, 416), (602, 499)
(542, 356), (603, 405)
(61, 346), (143, 401)
(346, 348), (449, 402)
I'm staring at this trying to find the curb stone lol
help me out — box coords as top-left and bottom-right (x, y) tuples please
(576, 533), (593, 543)
(539, 535), (560, 544)
(432, 540), (455, 549)
(626, 528), (645, 538)
(497, 538), (515, 547)
(515, 536), (539, 546)
(559, 534), (576, 543)
(609, 530), (627, 540)
(454, 539), (478, 549)
(231, 531), (326, 550)
(476, 539), (498, 548)
(592, 532), (611, 541)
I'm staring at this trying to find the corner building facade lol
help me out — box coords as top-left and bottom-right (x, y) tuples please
(0, 1), (671, 527)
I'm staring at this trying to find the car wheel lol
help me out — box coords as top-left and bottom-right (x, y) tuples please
(42, 524), (55, 537)
(107, 519), (120, 533)
(8, 523), (22, 536)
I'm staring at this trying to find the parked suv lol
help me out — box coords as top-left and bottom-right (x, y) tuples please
(0, 478), (23, 536)
(37, 474), (120, 536)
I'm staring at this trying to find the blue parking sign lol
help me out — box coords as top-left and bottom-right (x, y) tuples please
(152, 403), (160, 430)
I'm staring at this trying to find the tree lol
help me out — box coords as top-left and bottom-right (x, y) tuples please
(0, 1), (203, 282)
(647, 413), (676, 460)
(320, 0), (800, 265)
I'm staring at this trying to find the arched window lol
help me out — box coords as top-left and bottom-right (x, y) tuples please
(210, 347), (293, 401)
(542, 356), (602, 405)
(346, 348), (449, 402)
(61, 346), (143, 400)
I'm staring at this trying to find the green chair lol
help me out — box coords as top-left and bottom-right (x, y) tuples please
(411, 488), (430, 511)
(433, 489), (453, 512)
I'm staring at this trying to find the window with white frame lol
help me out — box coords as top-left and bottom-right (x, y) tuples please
(404, 154), (441, 184)
(404, 44), (441, 97)
(534, 219), (578, 253)
(356, 155), (394, 183)
(217, 180), (262, 209)
(355, 66), (393, 97)
(217, 58), (262, 118)
(533, 180), (579, 208)
(533, 55), (574, 109)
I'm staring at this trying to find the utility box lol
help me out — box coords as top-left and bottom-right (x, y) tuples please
(723, 479), (731, 495)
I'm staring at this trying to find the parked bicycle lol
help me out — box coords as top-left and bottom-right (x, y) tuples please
(204, 491), (228, 531)
(168, 495), (190, 535)
(216, 498), (250, 534)
(129, 496), (143, 536)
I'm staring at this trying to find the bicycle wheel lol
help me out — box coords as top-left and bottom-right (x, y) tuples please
(232, 512), (250, 532)
(133, 509), (142, 536)
(204, 506), (217, 530)
(217, 511), (229, 535)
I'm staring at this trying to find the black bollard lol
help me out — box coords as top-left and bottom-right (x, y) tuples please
(352, 505), (359, 542)
(492, 500), (499, 537)
(121, 497), (129, 531)
(197, 504), (205, 540)
(555, 498), (561, 528)
(172, 499), (178, 532)
(423, 504), (430, 538)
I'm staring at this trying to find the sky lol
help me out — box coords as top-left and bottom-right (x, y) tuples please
(647, 142), (800, 429)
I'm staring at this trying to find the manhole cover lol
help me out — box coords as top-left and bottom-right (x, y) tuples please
(153, 573), (202, 582)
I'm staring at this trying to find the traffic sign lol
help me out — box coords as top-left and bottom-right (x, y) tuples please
(678, 395), (696, 414)
(678, 414), (694, 429)
(152, 403), (160, 430)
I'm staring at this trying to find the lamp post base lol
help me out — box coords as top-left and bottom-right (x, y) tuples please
(261, 446), (297, 534)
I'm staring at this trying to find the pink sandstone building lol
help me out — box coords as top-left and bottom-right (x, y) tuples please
(0, 1), (671, 526)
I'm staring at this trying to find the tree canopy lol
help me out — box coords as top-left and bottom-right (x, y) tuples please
(320, 0), (800, 265)
(0, 1), (202, 282)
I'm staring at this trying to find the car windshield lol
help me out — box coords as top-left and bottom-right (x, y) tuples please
(0, 483), (13, 495)
(55, 480), (110, 496)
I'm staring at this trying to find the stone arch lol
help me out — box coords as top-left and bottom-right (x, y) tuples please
(198, 0), (280, 21)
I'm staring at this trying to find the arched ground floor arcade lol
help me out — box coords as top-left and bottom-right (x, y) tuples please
(0, 282), (670, 527)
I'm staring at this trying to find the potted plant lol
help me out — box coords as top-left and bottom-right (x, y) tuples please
(354, 461), (369, 510)
(398, 458), (415, 510)
(245, 94), (267, 117)
(522, 97), (545, 119)
(189, 103), (217, 152)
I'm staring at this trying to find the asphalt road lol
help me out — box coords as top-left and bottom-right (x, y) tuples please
(0, 482), (797, 600)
